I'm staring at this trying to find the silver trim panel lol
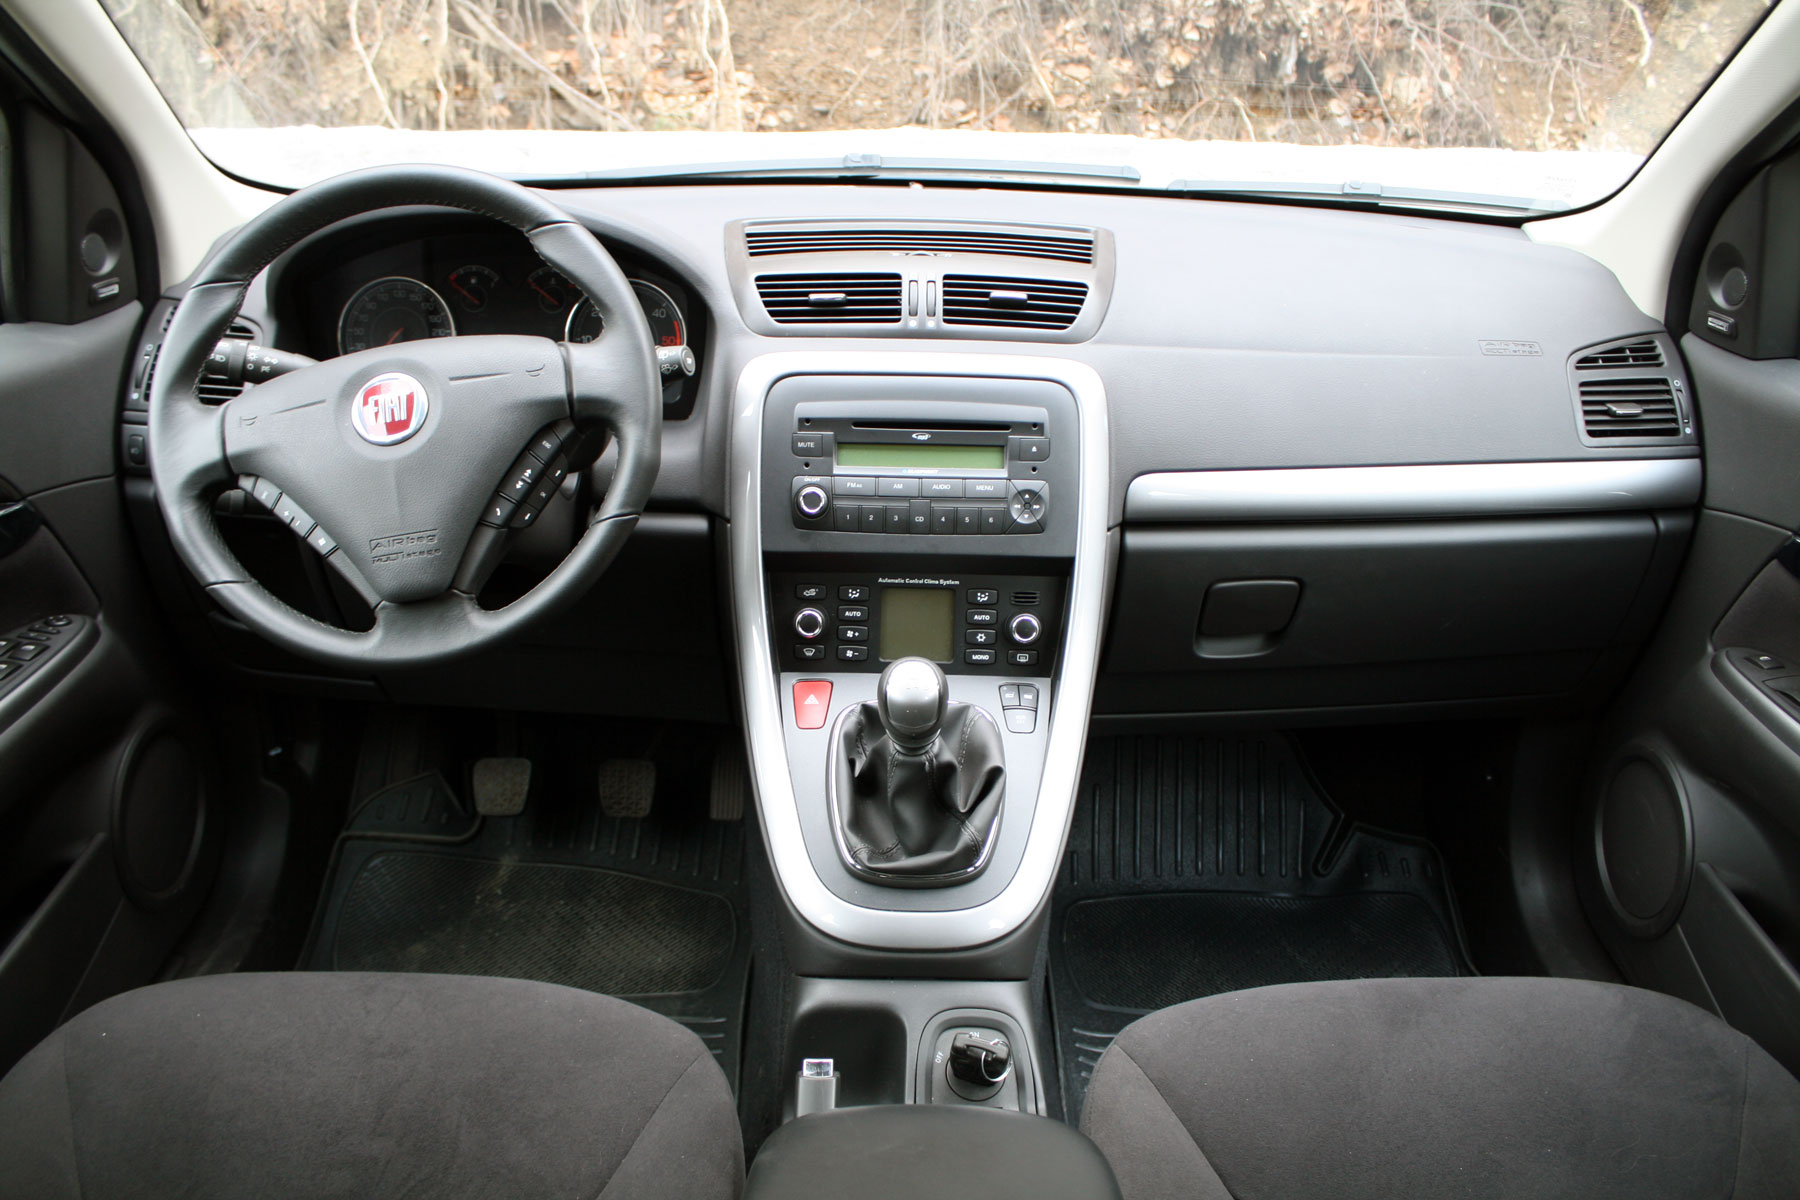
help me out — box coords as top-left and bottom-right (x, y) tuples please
(1125, 458), (1703, 523)
(729, 351), (1110, 950)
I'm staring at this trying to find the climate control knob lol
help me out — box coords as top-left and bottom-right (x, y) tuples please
(794, 608), (826, 640)
(795, 484), (829, 520)
(1008, 613), (1042, 646)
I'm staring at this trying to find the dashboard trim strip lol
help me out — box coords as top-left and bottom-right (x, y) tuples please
(1125, 458), (1702, 522)
(729, 351), (1111, 951)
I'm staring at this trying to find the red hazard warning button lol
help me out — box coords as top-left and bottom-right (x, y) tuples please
(793, 680), (833, 730)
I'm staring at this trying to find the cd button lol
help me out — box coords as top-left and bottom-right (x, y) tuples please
(909, 499), (932, 534)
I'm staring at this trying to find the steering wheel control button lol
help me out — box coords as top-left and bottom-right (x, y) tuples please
(480, 495), (518, 528)
(306, 526), (338, 555)
(793, 680), (833, 729)
(794, 608), (827, 640)
(273, 495), (315, 537)
(1009, 613), (1044, 645)
(350, 372), (429, 446)
(508, 503), (541, 530)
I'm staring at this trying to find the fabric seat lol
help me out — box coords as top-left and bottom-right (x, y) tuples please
(0, 972), (743, 1199)
(1079, 976), (1800, 1200)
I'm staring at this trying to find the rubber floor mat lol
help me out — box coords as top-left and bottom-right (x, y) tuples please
(1051, 734), (1470, 1122)
(305, 764), (753, 1088)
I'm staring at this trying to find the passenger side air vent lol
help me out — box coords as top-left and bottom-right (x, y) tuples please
(755, 273), (903, 324)
(745, 226), (1094, 264)
(197, 319), (260, 404)
(941, 275), (1088, 330)
(1578, 378), (1682, 438)
(1575, 339), (1663, 369)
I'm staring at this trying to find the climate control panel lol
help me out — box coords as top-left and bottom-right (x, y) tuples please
(773, 570), (1064, 675)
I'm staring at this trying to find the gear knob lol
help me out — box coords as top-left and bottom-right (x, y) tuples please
(876, 657), (948, 752)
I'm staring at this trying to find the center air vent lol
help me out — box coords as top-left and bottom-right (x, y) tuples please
(1578, 378), (1682, 438)
(1575, 339), (1663, 369)
(755, 273), (902, 324)
(746, 226), (1094, 264)
(942, 275), (1088, 330)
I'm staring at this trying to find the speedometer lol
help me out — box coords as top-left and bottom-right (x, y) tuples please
(337, 276), (456, 354)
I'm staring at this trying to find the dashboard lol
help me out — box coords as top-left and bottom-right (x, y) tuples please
(127, 181), (1703, 730)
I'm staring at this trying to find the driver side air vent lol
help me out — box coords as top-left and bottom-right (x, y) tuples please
(1575, 339), (1663, 369)
(942, 275), (1088, 330)
(755, 273), (903, 324)
(196, 319), (261, 404)
(1578, 378), (1682, 437)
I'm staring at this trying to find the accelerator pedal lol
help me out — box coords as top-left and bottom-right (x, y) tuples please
(472, 757), (532, 817)
(597, 759), (656, 818)
(710, 742), (749, 822)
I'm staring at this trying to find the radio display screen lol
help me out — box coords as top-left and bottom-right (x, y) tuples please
(879, 587), (954, 663)
(837, 442), (1005, 471)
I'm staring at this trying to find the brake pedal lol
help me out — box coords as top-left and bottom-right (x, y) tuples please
(471, 757), (532, 816)
(597, 759), (656, 818)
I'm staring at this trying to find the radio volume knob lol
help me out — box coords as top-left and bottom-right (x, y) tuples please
(1008, 613), (1042, 646)
(794, 608), (826, 640)
(795, 484), (830, 519)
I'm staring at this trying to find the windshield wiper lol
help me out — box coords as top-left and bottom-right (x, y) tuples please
(1165, 179), (1558, 216)
(539, 153), (1142, 186)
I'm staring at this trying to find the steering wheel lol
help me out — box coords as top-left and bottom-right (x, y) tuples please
(147, 166), (660, 670)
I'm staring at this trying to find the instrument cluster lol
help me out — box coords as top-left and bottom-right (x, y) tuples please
(282, 225), (703, 416)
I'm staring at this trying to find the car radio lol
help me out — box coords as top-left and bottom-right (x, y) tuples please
(787, 404), (1052, 536)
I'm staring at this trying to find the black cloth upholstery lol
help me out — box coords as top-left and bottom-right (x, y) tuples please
(0, 971), (743, 1200)
(1080, 976), (1800, 1200)
(831, 700), (1006, 882)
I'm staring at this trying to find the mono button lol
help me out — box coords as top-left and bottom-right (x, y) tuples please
(794, 608), (826, 639)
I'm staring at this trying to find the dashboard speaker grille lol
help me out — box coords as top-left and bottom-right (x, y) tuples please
(745, 226), (1094, 264)
(755, 272), (903, 324)
(941, 275), (1088, 330)
(1578, 378), (1681, 438)
(1575, 339), (1663, 369)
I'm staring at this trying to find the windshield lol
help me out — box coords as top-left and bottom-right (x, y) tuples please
(102, 0), (1774, 213)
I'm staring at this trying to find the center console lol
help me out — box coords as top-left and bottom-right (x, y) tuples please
(728, 350), (1110, 1120)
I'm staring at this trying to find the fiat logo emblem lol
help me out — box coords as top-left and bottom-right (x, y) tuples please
(351, 372), (428, 445)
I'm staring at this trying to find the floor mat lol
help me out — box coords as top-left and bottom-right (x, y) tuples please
(304, 751), (753, 1089)
(1050, 734), (1470, 1122)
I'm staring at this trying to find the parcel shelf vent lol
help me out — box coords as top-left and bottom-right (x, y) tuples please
(1575, 339), (1663, 370)
(745, 227), (1094, 265)
(1578, 377), (1682, 438)
(755, 273), (903, 324)
(197, 320), (260, 404)
(941, 276), (1089, 331)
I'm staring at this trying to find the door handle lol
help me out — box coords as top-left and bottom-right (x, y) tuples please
(0, 499), (43, 560)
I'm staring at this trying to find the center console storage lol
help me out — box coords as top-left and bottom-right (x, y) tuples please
(746, 1106), (1121, 1200)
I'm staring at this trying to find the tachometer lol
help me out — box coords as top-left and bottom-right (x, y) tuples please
(445, 264), (499, 314)
(564, 281), (686, 348)
(337, 276), (455, 354)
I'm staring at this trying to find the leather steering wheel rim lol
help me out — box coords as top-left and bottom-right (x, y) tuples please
(147, 165), (661, 670)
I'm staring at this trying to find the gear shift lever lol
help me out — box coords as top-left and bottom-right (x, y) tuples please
(829, 656), (1006, 885)
(876, 658), (948, 752)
